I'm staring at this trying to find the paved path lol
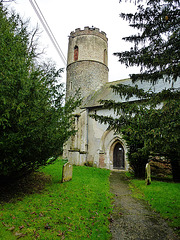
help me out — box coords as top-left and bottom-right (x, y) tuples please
(109, 171), (179, 240)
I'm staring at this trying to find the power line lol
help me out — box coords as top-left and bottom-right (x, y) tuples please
(29, 0), (67, 66)
(33, 0), (67, 64)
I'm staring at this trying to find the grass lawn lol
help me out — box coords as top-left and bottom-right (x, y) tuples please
(128, 177), (180, 235)
(0, 158), (113, 239)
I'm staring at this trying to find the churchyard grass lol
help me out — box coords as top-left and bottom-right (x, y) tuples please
(128, 178), (180, 234)
(0, 158), (112, 239)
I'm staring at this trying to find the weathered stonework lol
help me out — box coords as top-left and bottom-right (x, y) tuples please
(70, 27), (107, 42)
(66, 26), (108, 100)
(66, 61), (108, 99)
(99, 153), (106, 168)
(145, 163), (151, 185)
(62, 162), (73, 183)
(63, 107), (129, 171)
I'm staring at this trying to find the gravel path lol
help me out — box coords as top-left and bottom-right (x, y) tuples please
(109, 171), (179, 240)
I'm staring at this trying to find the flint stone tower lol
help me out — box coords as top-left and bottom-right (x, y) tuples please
(66, 27), (109, 100)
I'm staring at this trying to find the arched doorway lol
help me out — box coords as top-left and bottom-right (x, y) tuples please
(113, 142), (125, 169)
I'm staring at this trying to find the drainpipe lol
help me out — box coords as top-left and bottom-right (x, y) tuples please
(86, 108), (89, 163)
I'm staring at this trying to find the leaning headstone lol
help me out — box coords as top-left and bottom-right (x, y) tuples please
(62, 162), (73, 183)
(145, 163), (151, 185)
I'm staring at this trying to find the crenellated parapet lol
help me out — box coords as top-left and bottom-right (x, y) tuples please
(69, 26), (108, 42)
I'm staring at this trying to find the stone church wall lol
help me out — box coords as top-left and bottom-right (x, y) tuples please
(63, 107), (129, 170)
(87, 108), (128, 170)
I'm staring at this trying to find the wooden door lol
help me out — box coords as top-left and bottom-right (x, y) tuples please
(113, 142), (124, 169)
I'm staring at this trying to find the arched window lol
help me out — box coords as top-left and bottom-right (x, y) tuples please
(74, 45), (78, 61)
(104, 49), (107, 65)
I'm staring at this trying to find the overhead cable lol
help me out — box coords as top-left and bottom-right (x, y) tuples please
(29, 0), (67, 66)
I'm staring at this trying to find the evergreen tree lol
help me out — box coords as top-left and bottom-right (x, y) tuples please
(116, 0), (180, 83)
(0, 3), (80, 181)
(92, 0), (180, 181)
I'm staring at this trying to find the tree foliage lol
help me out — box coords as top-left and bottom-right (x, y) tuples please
(93, 86), (180, 179)
(92, 0), (180, 181)
(117, 0), (180, 83)
(0, 3), (80, 181)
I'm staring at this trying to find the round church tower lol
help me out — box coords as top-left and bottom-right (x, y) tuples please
(66, 27), (109, 100)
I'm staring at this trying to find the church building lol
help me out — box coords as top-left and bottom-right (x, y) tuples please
(63, 27), (179, 171)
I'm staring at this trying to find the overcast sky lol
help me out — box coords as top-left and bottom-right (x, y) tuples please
(5, 0), (140, 84)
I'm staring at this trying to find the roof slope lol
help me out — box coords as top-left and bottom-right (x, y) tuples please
(83, 78), (180, 108)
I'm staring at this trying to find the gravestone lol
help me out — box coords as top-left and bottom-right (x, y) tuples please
(62, 162), (73, 183)
(145, 163), (151, 185)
